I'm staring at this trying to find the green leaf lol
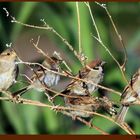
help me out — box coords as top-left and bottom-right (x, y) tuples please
(43, 108), (59, 133)
(2, 102), (25, 134)
(19, 90), (42, 134)
(71, 125), (102, 134)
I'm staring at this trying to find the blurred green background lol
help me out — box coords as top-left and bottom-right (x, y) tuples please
(0, 2), (140, 134)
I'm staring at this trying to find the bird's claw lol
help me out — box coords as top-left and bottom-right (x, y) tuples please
(10, 94), (23, 104)
(51, 104), (61, 113)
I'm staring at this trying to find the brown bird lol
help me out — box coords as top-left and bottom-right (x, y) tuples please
(30, 56), (62, 90)
(115, 68), (140, 123)
(12, 53), (62, 102)
(0, 48), (18, 91)
(64, 94), (117, 118)
(62, 59), (105, 96)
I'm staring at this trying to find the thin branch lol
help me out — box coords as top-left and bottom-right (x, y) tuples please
(0, 96), (132, 134)
(84, 2), (101, 41)
(0, 94), (108, 134)
(76, 2), (82, 54)
(31, 36), (72, 73)
(0, 97), (10, 101)
(62, 111), (108, 135)
(19, 74), (33, 84)
(30, 36), (54, 63)
(95, 2), (128, 69)
(0, 90), (11, 98)
(122, 122), (135, 135)
(84, 2), (129, 87)
(91, 34), (129, 85)
(9, 15), (83, 66)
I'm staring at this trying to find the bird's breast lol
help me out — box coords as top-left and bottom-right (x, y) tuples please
(0, 67), (15, 90)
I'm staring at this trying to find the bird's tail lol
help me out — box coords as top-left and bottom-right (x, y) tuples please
(115, 105), (129, 123)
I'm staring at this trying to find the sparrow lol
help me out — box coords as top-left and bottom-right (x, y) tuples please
(0, 48), (18, 91)
(30, 55), (62, 90)
(64, 94), (117, 118)
(12, 53), (62, 100)
(115, 68), (140, 123)
(62, 59), (105, 96)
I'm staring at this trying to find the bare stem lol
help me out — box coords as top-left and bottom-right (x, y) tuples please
(84, 2), (101, 41)
(95, 2), (128, 68)
(10, 16), (83, 66)
(76, 2), (82, 54)
(0, 96), (132, 134)
(84, 2), (130, 87)
(62, 111), (109, 135)
(30, 36), (54, 63)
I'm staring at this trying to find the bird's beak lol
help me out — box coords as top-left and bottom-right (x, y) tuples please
(101, 61), (106, 66)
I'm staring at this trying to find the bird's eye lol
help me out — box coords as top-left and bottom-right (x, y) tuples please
(82, 82), (87, 89)
(7, 53), (10, 56)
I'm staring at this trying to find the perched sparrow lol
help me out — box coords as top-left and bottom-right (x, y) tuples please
(64, 94), (117, 118)
(0, 48), (18, 91)
(115, 68), (140, 123)
(63, 59), (105, 96)
(29, 55), (62, 91)
(12, 53), (62, 100)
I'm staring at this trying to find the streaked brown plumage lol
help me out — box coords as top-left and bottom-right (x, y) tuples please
(63, 59), (105, 96)
(64, 94), (117, 118)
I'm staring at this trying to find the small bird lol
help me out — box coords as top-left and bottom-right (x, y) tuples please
(64, 94), (117, 119)
(28, 55), (62, 91)
(62, 59), (105, 96)
(0, 48), (18, 91)
(12, 53), (62, 102)
(115, 68), (140, 123)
